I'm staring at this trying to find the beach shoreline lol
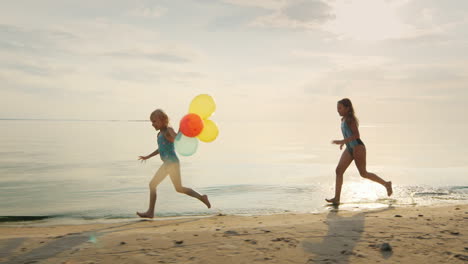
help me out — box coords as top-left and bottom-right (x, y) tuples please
(1, 203), (467, 263)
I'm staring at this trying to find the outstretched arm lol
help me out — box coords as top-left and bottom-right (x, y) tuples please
(138, 149), (159, 161)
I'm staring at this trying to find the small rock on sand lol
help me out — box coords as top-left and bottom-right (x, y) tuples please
(380, 243), (392, 252)
(272, 237), (290, 242)
(244, 239), (257, 245)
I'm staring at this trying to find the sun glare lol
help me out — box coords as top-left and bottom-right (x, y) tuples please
(326, 0), (410, 41)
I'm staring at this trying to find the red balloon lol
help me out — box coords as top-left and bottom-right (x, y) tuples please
(179, 113), (204, 137)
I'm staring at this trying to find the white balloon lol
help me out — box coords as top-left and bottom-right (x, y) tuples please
(174, 132), (198, 156)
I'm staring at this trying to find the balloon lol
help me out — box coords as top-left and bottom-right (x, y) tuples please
(179, 113), (204, 137)
(197, 120), (219, 142)
(189, 94), (216, 119)
(175, 132), (198, 156)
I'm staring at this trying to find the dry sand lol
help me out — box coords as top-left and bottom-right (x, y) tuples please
(0, 204), (467, 264)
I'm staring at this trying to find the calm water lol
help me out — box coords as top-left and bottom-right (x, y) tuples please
(0, 120), (467, 224)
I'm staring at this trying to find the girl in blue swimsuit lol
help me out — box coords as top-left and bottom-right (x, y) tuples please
(137, 109), (211, 218)
(326, 98), (393, 205)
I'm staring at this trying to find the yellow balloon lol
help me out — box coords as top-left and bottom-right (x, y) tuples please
(189, 94), (216, 119)
(197, 120), (219, 142)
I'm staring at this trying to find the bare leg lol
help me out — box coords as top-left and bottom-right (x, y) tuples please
(168, 163), (211, 208)
(326, 150), (354, 205)
(137, 163), (169, 218)
(353, 145), (393, 196)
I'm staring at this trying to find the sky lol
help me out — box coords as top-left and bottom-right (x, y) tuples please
(1, 0), (467, 124)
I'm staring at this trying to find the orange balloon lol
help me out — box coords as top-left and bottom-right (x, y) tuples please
(179, 113), (204, 137)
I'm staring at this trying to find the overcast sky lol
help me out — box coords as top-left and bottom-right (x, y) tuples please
(1, 0), (467, 123)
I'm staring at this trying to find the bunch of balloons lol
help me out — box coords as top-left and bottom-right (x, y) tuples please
(175, 94), (219, 156)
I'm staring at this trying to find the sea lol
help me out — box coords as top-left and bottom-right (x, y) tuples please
(1, 119), (467, 225)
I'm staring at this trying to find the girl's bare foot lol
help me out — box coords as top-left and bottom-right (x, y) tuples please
(325, 198), (340, 205)
(136, 211), (154, 218)
(385, 181), (393, 196)
(201, 195), (211, 208)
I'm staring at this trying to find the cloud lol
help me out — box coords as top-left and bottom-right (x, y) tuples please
(251, 0), (334, 29)
(0, 20), (208, 120)
(222, 0), (467, 41)
(304, 61), (468, 100)
(221, 0), (334, 29)
(322, 0), (414, 41)
(0, 24), (78, 55)
(0, 63), (52, 76)
(282, 1), (334, 23)
(399, 0), (468, 28)
(0, 19), (203, 86)
(101, 50), (192, 63)
(0, 25), (80, 80)
(127, 6), (167, 18)
(222, 0), (284, 9)
(382, 32), (450, 46)
(107, 69), (161, 83)
(105, 65), (204, 83)
(1, 0), (467, 122)
(290, 51), (392, 68)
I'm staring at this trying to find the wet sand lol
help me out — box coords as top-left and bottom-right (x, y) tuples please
(1, 204), (467, 264)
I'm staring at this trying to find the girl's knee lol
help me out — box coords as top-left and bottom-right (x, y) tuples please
(359, 171), (369, 178)
(174, 186), (186, 193)
(149, 182), (158, 190)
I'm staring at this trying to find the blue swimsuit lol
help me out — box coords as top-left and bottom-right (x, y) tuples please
(341, 120), (364, 155)
(157, 130), (179, 163)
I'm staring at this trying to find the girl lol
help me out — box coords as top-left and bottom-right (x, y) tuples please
(327, 98), (392, 205)
(137, 109), (211, 218)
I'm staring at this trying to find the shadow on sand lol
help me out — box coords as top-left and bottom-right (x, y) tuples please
(302, 205), (394, 263)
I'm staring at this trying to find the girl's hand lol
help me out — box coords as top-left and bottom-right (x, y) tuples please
(331, 140), (344, 145)
(331, 140), (345, 150)
(138, 156), (149, 162)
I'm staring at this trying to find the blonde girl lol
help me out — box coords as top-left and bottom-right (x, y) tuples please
(137, 109), (210, 218)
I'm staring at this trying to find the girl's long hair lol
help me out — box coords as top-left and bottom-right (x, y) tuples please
(338, 98), (359, 126)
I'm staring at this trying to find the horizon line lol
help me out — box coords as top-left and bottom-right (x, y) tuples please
(0, 118), (147, 122)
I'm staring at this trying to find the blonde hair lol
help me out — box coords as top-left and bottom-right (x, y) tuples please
(150, 109), (169, 127)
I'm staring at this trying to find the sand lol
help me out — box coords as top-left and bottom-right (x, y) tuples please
(0, 204), (467, 264)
